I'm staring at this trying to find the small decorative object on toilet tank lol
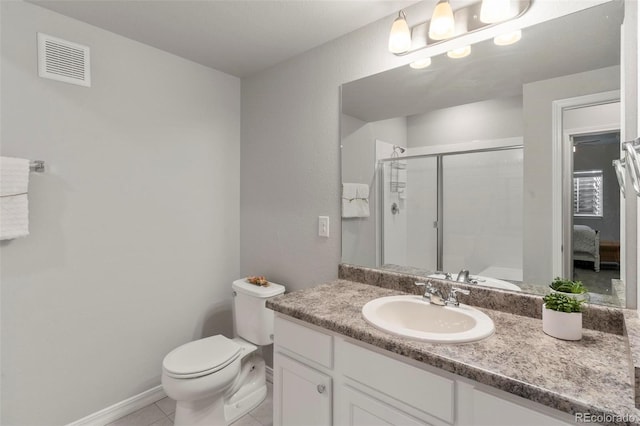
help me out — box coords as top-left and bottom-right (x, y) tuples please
(246, 276), (270, 287)
(542, 293), (584, 341)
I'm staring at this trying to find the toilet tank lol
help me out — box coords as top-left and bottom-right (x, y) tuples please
(232, 279), (285, 346)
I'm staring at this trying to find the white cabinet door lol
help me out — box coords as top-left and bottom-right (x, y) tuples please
(337, 385), (431, 426)
(274, 352), (332, 426)
(463, 388), (574, 426)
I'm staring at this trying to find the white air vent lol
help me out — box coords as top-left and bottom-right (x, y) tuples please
(37, 33), (91, 87)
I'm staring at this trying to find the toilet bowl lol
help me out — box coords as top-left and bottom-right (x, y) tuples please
(161, 279), (285, 426)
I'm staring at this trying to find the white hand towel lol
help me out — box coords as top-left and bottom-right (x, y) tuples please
(1, 156), (29, 196)
(342, 183), (370, 218)
(1, 156), (30, 240)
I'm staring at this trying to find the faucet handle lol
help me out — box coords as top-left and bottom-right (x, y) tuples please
(434, 271), (453, 280)
(415, 282), (445, 305)
(446, 287), (470, 307)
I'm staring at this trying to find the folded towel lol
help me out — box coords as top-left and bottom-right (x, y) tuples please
(1, 156), (30, 240)
(1, 156), (29, 196)
(1, 194), (29, 240)
(342, 183), (370, 218)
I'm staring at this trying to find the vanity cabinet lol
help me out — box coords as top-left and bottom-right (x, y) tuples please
(337, 385), (427, 426)
(456, 384), (573, 426)
(273, 352), (332, 426)
(273, 316), (334, 426)
(273, 315), (576, 426)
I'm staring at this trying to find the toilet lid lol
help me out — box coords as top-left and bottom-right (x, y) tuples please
(163, 335), (241, 378)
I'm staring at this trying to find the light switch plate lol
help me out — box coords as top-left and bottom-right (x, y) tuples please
(318, 216), (330, 237)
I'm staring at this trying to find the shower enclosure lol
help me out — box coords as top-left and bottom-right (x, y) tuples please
(379, 146), (523, 282)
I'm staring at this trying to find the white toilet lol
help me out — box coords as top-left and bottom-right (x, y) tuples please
(162, 279), (285, 426)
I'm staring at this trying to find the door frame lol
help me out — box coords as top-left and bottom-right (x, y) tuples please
(551, 90), (621, 283)
(563, 126), (622, 280)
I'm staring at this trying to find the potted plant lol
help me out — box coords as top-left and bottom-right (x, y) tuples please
(549, 277), (588, 302)
(542, 292), (585, 340)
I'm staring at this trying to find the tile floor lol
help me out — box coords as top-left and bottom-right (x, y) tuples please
(106, 383), (273, 426)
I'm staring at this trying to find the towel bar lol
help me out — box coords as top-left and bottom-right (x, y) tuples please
(29, 160), (45, 173)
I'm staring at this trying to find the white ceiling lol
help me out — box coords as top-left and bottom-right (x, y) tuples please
(29, 0), (420, 77)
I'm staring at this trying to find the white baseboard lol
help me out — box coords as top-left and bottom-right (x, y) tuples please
(68, 368), (272, 425)
(266, 365), (273, 384)
(67, 385), (166, 426)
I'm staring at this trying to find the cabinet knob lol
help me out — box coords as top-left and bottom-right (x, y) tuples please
(317, 384), (326, 394)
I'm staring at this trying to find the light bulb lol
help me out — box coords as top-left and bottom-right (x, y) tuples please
(429, 0), (455, 41)
(494, 30), (522, 46)
(447, 45), (471, 59)
(480, 0), (516, 24)
(388, 11), (412, 54)
(410, 58), (432, 69)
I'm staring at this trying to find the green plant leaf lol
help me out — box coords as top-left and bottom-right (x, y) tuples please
(543, 292), (584, 313)
(550, 277), (587, 294)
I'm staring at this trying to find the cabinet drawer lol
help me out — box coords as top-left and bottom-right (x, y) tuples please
(274, 316), (333, 369)
(337, 340), (454, 424)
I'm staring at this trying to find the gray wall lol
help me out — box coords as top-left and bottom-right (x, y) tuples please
(1, 2), (240, 425)
(573, 140), (621, 242)
(407, 96), (523, 147)
(341, 115), (407, 268)
(522, 66), (620, 285)
(239, 0), (603, 294)
(240, 12), (404, 292)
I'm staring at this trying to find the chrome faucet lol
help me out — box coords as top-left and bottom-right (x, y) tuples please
(455, 269), (470, 283)
(445, 287), (470, 307)
(415, 282), (445, 306)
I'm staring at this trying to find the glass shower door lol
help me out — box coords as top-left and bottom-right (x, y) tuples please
(441, 148), (523, 281)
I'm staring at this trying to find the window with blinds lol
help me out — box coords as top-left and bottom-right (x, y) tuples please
(573, 170), (603, 217)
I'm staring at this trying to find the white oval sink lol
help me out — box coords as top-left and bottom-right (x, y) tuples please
(362, 295), (495, 343)
(428, 273), (521, 292)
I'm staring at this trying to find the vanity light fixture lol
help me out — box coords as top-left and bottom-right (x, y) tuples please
(445, 8), (471, 58)
(388, 0), (529, 56)
(388, 11), (412, 54)
(447, 45), (471, 58)
(494, 29), (522, 45)
(410, 58), (432, 69)
(429, 0), (456, 40)
(480, 0), (516, 24)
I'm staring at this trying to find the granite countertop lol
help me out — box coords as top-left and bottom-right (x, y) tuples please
(267, 279), (639, 426)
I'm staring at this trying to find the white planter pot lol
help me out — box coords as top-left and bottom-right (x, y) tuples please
(542, 304), (582, 341)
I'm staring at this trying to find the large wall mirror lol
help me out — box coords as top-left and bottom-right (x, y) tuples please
(340, 2), (626, 306)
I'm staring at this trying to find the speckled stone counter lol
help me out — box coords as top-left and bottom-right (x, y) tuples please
(339, 263), (625, 335)
(267, 280), (639, 426)
(624, 309), (640, 409)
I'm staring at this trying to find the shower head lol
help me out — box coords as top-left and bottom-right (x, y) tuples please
(393, 145), (406, 154)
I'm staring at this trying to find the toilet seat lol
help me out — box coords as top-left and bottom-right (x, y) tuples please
(163, 335), (241, 379)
